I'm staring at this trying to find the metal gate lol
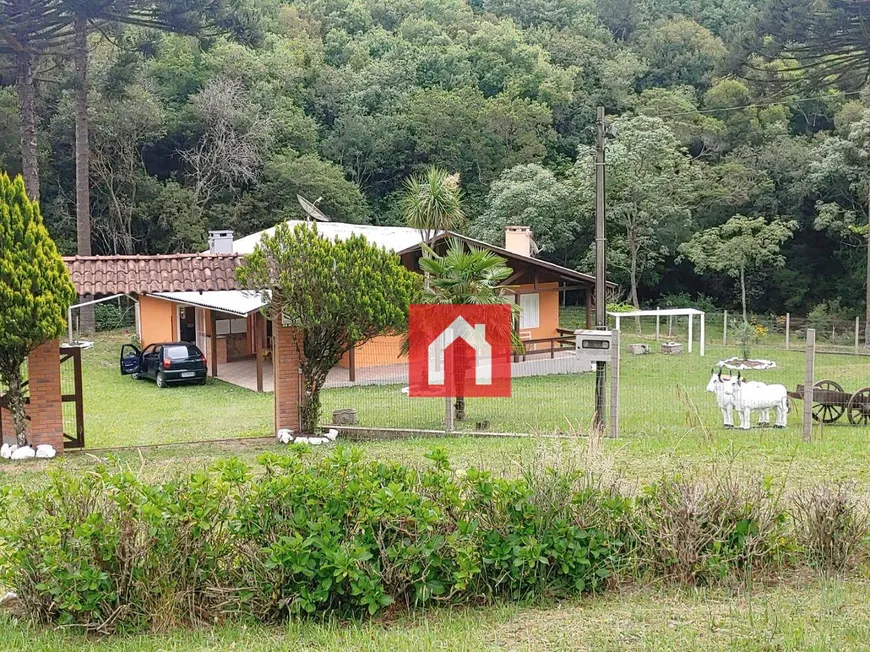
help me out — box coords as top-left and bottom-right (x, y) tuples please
(60, 346), (85, 449)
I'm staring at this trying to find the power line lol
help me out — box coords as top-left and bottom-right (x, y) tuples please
(651, 93), (860, 120)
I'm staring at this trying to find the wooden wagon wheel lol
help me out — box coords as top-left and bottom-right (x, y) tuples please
(812, 379), (846, 424)
(847, 388), (870, 426)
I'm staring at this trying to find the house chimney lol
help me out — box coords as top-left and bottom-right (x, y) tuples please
(208, 230), (234, 254)
(504, 226), (532, 257)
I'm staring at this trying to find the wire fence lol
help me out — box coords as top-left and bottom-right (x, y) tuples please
(54, 315), (870, 450)
(317, 323), (870, 439)
(317, 338), (600, 434)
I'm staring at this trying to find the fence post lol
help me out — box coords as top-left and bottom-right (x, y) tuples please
(803, 328), (815, 443)
(444, 396), (454, 432)
(689, 315), (695, 353)
(655, 307), (660, 341)
(785, 313), (790, 350)
(609, 329), (620, 439)
(723, 310), (727, 346)
(856, 316), (860, 353)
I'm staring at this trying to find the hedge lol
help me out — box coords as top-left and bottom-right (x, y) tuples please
(0, 448), (861, 634)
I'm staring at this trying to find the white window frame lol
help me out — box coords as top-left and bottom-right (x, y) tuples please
(519, 293), (540, 330)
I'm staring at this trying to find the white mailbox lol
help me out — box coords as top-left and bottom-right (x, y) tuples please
(575, 329), (613, 371)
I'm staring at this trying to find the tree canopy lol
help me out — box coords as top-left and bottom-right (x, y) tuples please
(236, 222), (419, 433)
(2, 0), (870, 320)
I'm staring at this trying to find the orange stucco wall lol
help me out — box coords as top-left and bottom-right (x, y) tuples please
(516, 282), (560, 350)
(339, 335), (406, 368)
(138, 295), (176, 347)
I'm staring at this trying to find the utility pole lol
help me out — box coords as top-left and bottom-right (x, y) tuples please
(594, 106), (607, 432)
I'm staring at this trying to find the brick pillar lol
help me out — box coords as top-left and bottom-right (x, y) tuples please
(27, 339), (64, 452)
(0, 404), (14, 446)
(273, 320), (302, 434)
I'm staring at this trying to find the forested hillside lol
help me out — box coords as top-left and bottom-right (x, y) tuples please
(1, 0), (869, 318)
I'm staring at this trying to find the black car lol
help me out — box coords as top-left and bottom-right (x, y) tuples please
(120, 342), (208, 388)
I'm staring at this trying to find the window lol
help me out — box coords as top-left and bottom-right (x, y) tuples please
(519, 293), (540, 330)
(165, 344), (202, 360)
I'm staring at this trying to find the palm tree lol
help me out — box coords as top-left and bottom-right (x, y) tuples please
(401, 166), (465, 243)
(416, 238), (521, 421)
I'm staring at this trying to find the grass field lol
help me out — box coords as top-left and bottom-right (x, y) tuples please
(4, 577), (870, 650)
(3, 331), (870, 649)
(4, 330), (864, 494)
(72, 331), (870, 444)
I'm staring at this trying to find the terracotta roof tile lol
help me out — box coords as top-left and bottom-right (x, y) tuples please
(63, 254), (243, 296)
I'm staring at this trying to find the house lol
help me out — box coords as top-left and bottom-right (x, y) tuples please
(64, 221), (607, 393)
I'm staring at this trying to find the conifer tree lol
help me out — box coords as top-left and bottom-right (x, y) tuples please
(0, 173), (76, 445)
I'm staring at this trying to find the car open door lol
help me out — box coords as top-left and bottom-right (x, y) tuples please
(120, 344), (141, 375)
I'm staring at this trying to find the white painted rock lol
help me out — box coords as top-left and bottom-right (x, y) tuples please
(0, 591), (18, 605)
(276, 429), (294, 444)
(10, 446), (35, 460)
(324, 428), (339, 441)
(401, 387), (410, 395)
(0, 444), (16, 459)
(36, 444), (56, 459)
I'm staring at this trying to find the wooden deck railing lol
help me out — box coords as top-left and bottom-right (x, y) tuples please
(513, 335), (576, 362)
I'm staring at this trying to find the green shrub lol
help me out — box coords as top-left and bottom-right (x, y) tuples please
(94, 303), (135, 332)
(0, 448), (626, 632)
(3, 452), (850, 634)
(791, 483), (869, 570)
(630, 476), (789, 584)
(659, 292), (719, 313)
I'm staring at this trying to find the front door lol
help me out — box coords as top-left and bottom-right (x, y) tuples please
(180, 306), (196, 343)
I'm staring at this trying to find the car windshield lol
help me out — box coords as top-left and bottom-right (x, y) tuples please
(165, 345), (200, 360)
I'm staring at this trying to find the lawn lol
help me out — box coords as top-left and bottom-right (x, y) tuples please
(73, 333), (274, 448)
(16, 329), (868, 495)
(77, 330), (870, 443)
(3, 330), (870, 649)
(4, 578), (870, 650)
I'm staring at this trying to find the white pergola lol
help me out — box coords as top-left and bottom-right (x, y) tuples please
(608, 308), (706, 357)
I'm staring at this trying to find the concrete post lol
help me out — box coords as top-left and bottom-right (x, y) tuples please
(609, 329), (620, 439)
(803, 329), (816, 443)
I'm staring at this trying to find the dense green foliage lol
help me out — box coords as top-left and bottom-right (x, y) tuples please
(2, 0), (869, 315)
(0, 449), (628, 631)
(237, 222), (420, 432)
(4, 447), (866, 633)
(0, 173), (76, 444)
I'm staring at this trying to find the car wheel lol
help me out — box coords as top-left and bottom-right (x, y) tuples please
(156, 371), (167, 389)
(131, 372), (140, 380)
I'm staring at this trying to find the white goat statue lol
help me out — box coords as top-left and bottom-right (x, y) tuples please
(726, 374), (789, 430)
(706, 371), (770, 428)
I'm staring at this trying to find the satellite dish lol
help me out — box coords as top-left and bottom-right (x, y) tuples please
(297, 195), (330, 222)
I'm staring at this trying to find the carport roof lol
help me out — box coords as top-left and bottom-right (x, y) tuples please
(150, 290), (268, 317)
